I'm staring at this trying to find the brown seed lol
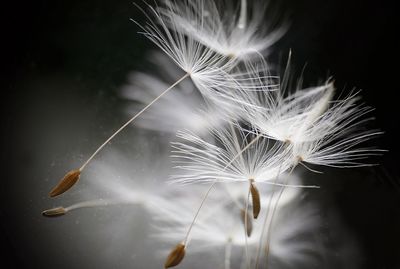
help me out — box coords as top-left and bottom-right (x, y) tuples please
(240, 209), (253, 237)
(49, 169), (81, 197)
(250, 181), (261, 219)
(42, 207), (67, 217)
(164, 243), (186, 268)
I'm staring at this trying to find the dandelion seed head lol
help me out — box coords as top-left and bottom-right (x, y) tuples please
(290, 90), (382, 168)
(171, 124), (293, 185)
(157, 0), (287, 61)
(134, 1), (239, 90)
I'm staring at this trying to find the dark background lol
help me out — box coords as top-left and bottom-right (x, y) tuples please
(1, 0), (399, 268)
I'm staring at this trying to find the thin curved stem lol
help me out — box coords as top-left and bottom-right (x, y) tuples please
(79, 73), (190, 171)
(183, 181), (216, 245)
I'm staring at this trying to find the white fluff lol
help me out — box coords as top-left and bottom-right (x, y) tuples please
(133, 1), (240, 100)
(170, 123), (293, 185)
(291, 91), (383, 167)
(157, 0), (287, 61)
(234, 62), (381, 168)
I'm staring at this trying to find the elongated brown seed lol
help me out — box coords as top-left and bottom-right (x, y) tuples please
(164, 243), (186, 268)
(42, 207), (67, 217)
(240, 209), (253, 237)
(250, 181), (261, 219)
(49, 169), (81, 197)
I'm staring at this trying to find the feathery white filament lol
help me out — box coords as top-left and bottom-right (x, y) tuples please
(292, 91), (383, 167)
(133, 2), (237, 80)
(171, 125), (292, 185)
(157, 0), (287, 60)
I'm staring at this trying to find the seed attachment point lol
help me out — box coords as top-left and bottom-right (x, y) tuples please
(164, 243), (186, 268)
(49, 169), (81, 197)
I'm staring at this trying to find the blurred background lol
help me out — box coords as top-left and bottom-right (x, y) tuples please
(1, 0), (399, 268)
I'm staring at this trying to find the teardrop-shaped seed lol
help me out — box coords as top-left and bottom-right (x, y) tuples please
(42, 207), (67, 217)
(49, 169), (81, 197)
(240, 209), (253, 237)
(164, 243), (185, 268)
(250, 182), (261, 219)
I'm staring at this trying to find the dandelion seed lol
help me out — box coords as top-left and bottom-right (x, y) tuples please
(238, 58), (382, 169)
(290, 90), (383, 168)
(50, 1), (251, 196)
(42, 207), (67, 217)
(157, 0), (287, 61)
(42, 198), (144, 219)
(171, 124), (292, 185)
(247, 83), (382, 267)
(48, 71), (189, 197)
(135, 1), (282, 117)
(49, 169), (80, 197)
(133, 1), (239, 87)
(164, 243), (186, 268)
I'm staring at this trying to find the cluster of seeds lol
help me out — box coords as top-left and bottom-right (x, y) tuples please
(43, 1), (381, 268)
